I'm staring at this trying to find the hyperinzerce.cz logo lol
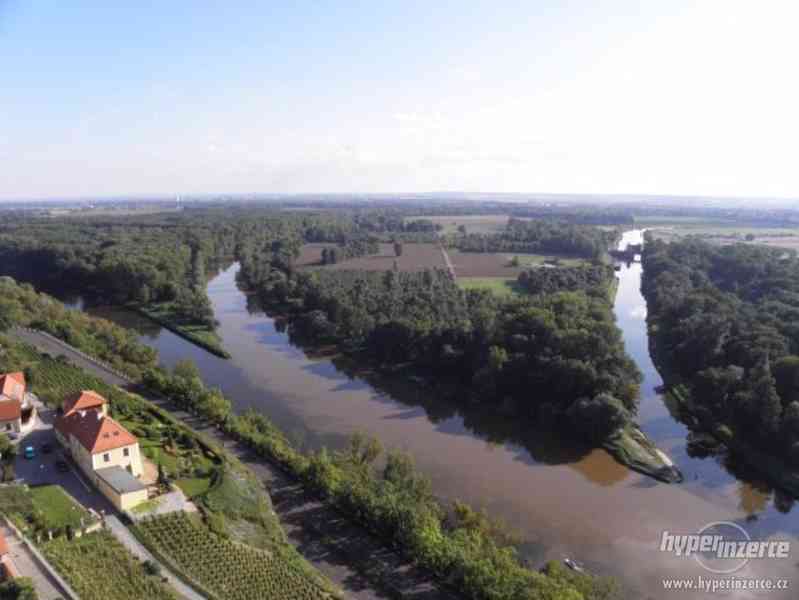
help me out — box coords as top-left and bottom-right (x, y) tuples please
(660, 521), (791, 574)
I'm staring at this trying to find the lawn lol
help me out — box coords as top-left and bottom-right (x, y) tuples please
(42, 531), (179, 600)
(175, 477), (212, 498)
(458, 277), (522, 297)
(29, 485), (93, 531)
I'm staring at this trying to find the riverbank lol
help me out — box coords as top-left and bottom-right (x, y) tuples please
(7, 328), (468, 600)
(130, 302), (231, 359)
(666, 384), (799, 497)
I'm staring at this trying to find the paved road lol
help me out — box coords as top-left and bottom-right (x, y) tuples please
(0, 522), (69, 600)
(16, 328), (459, 600)
(106, 515), (203, 600)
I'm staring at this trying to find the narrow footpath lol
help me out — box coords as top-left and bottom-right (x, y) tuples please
(13, 327), (458, 600)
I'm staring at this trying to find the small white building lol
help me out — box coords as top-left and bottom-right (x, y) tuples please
(54, 391), (148, 511)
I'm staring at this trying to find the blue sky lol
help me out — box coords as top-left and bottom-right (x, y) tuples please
(2, 1), (798, 199)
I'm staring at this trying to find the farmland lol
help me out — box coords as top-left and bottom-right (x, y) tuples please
(295, 242), (335, 267)
(635, 216), (799, 250)
(448, 249), (586, 278)
(306, 242), (446, 272)
(42, 531), (179, 600)
(136, 513), (332, 600)
(408, 213), (512, 235)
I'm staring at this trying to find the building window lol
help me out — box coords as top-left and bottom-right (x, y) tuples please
(103, 453), (110, 463)
(123, 448), (129, 457)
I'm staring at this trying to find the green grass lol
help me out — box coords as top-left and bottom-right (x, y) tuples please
(515, 253), (587, 267)
(42, 530), (179, 600)
(133, 302), (230, 358)
(0, 485), (34, 515)
(176, 477), (212, 498)
(29, 485), (93, 531)
(458, 277), (522, 297)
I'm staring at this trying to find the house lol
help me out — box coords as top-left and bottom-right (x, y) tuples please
(54, 391), (148, 511)
(0, 372), (25, 434)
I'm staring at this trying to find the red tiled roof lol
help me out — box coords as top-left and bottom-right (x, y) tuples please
(62, 390), (107, 416)
(0, 531), (9, 556)
(55, 411), (137, 454)
(0, 400), (21, 422)
(0, 372), (25, 402)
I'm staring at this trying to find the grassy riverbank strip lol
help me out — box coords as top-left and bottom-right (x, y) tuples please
(130, 302), (231, 358)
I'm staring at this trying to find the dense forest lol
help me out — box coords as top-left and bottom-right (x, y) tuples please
(453, 218), (618, 260)
(240, 244), (640, 445)
(642, 237), (799, 468)
(0, 207), (640, 446)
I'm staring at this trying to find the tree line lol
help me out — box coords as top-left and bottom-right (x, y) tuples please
(642, 237), (799, 466)
(453, 218), (619, 260)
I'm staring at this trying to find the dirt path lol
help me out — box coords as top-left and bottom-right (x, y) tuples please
(14, 327), (459, 600)
(439, 244), (457, 280)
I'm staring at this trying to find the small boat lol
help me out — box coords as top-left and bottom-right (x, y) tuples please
(563, 557), (585, 573)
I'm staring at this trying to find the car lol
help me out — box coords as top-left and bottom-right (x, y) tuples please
(40, 443), (53, 454)
(23, 446), (35, 460)
(55, 460), (69, 473)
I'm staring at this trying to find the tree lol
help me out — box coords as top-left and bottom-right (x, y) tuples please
(0, 433), (16, 463)
(173, 359), (201, 381)
(0, 578), (37, 600)
(750, 356), (783, 438)
(567, 394), (630, 443)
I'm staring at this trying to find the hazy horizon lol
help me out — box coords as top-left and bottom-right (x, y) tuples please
(3, 1), (799, 201)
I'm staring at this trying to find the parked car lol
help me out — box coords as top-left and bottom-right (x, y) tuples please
(23, 446), (35, 460)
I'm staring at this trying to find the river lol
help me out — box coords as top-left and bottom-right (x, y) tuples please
(68, 230), (798, 598)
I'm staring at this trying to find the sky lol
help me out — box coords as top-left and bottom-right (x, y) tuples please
(2, 0), (799, 200)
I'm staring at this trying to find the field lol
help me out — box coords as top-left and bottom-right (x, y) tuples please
(312, 242), (447, 272)
(448, 249), (586, 278)
(407, 214), (512, 235)
(137, 513), (331, 600)
(641, 219), (799, 251)
(457, 277), (521, 297)
(42, 531), (179, 600)
(295, 243), (336, 267)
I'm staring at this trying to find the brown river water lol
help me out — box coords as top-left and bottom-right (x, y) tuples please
(66, 230), (799, 598)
